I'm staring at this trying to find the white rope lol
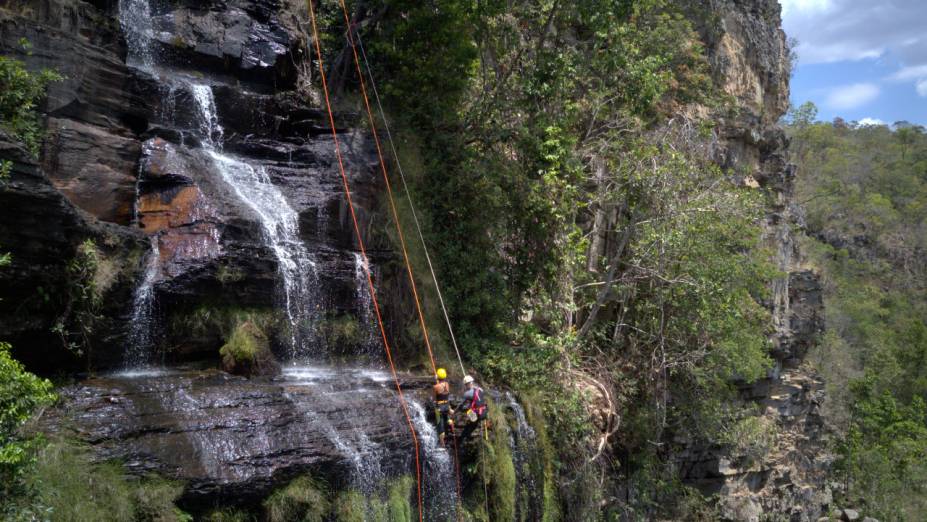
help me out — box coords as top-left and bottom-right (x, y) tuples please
(354, 29), (467, 378)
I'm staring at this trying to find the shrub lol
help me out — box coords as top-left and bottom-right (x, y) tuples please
(0, 40), (62, 156)
(263, 475), (330, 522)
(11, 441), (184, 521)
(220, 319), (275, 376)
(0, 341), (55, 501)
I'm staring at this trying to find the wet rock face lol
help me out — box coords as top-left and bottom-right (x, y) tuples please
(0, 0), (396, 368)
(146, 0), (304, 88)
(40, 368), (433, 509)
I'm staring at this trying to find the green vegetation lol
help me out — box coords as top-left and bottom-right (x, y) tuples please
(334, 490), (366, 522)
(259, 473), (413, 522)
(263, 475), (330, 522)
(52, 239), (105, 362)
(482, 401), (517, 521)
(318, 313), (365, 349)
(203, 508), (255, 522)
(523, 399), (561, 522)
(787, 108), (927, 520)
(220, 318), (273, 375)
(171, 305), (283, 370)
(0, 342), (55, 505)
(172, 305), (280, 341)
(331, 0), (777, 516)
(4, 440), (188, 521)
(386, 475), (414, 522)
(0, 38), (62, 156)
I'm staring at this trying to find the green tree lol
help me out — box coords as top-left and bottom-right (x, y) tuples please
(0, 342), (55, 501)
(0, 39), (62, 156)
(788, 110), (927, 520)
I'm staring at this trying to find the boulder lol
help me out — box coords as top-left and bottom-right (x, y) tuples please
(841, 509), (860, 521)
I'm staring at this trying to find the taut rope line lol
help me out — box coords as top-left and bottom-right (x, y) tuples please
(305, 1), (423, 519)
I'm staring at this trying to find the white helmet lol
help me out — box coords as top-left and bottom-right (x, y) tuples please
(463, 375), (474, 385)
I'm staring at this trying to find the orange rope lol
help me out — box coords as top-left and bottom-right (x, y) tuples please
(335, 0), (439, 383)
(305, 2), (423, 520)
(335, 4), (466, 515)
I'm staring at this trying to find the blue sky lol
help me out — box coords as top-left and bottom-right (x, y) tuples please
(782, 0), (927, 126)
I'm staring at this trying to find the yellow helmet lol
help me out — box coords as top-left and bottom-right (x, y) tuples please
(436, 368), (447, 380)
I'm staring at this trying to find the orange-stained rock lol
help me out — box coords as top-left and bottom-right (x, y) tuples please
(156, 223), (221, 277)
(138, 185), (212, 232)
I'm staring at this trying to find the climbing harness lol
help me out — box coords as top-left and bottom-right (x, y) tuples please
(305, 1), (423, 520)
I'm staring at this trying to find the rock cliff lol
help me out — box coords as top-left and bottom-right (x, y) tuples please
(677, 1), (831, 520)
(0, 0), (831, 518)
(0, 0), (404, 371)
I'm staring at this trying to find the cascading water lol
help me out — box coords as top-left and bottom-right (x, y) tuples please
(119, 0), (321, 361)
(192, 83), (320, 358)
(118, 0), (154, 71)
(115, 0), (439, 508)
(353, 252), (378, 354)
(410, 400), (457, 522)
(123, 238), (161, 371)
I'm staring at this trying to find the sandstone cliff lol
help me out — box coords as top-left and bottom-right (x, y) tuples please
(677, 1), (831, 520)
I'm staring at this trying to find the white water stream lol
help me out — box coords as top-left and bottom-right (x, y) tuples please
(410, 400), (458, 521)
(123, 237), (160, 369)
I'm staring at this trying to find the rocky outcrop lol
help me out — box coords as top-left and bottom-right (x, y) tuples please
(39, 367), (434, 510)
(0, 0), (405, 369)
(0, 128), (148, 371)
(676, 1), (832, 520)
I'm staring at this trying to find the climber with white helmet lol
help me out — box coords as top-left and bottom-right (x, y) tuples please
(454, 375), (487, 440)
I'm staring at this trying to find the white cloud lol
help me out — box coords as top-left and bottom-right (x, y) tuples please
(887, 65), (927, 97)
(858, 117), (885, 127)
(826, 83), (880, 110)
(783, 0), (927, 65)
(780, 0), (832, 17)
(917, 79), (927, 97)
(889, 64), (927, 81)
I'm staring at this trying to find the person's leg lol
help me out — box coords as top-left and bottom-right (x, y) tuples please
(437, 411), (448, 444)
(460, 420), (476, 440)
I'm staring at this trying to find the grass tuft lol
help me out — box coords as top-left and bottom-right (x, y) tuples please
(334, 490), (366, 522)
(263, 475), (330, 522)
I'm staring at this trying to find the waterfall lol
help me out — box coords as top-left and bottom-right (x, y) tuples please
(410, 400), (457, 522)
(123, 238), (160, 371)
(118, 0), (154, 71)
(353, 253), (378, 354)
(506, 392), (542, 520)
(115, 1), (444, 507)
(189, 83), (320, 359)
(119, 0), (321, 361)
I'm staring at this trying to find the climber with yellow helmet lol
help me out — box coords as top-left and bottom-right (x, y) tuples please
(433, 367), (452, 446)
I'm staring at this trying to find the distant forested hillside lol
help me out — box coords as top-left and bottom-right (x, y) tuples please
(788, 104), (927, 520)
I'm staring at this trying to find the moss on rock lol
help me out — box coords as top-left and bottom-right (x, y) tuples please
(476, 397), (517, 522)
(219, 318), (278, 376)
(334, 490), (366, 522)
(263, 475), (330, 522)
(386, 475), (414, 522)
